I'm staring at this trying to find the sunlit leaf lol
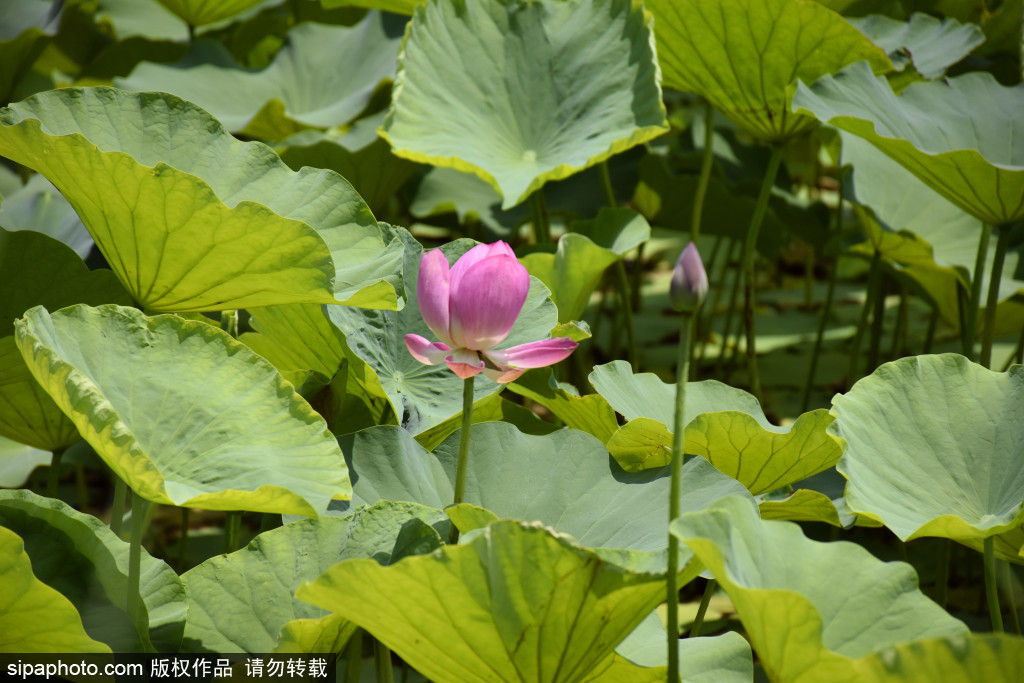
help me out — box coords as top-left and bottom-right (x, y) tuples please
(507, 368), (619, 443)
(0, 525), (110, 654)
(381, 0), (667, 208)
(15, 304), (350, 515)
(119, 14), (404, 138)
(852, 633), (1024, 682)
(793, 61), (1024, 225)
(0, 489), (185, 652)
(672, 496), (968, 682)
(591, 361), (843, 494)
(646, 0), (891, 142)
(155, 0), (266, 28)
(831, 354), (1024, 542)
(848, 12), (984, 81)
(298, 520), (667, 683)
(181, 501), (446, 653)
(0, 173), (92, 258)
(0, 87), (402, 311)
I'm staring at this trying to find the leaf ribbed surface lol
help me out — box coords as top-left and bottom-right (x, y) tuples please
(14, 304), (350, 515)
(590, 361), (842, 493)
(848, 12), (985, 80)
(0, 87), (402, 311)
(119, 14), (403, 135)
(831, 354), (1024, 542)
(793, 61), (1024, 224)
(0, 489), (185, 652)
(297, 520), (667, 683)
(646, 0), (891, 142)
(182, 501), (446, 653)
(381, 0), (667, 208)
(155, 0), (265, 27)
(0, 525), (110, 654)
(672, 496), (968, 682)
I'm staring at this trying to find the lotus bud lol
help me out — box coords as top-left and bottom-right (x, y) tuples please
(670, 242), (709, 313)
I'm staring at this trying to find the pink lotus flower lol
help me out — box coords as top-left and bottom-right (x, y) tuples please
(405, 242), (578, 383)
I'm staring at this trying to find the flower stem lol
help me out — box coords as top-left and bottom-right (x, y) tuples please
(691, 101), (716, 243)
(980, 223), (1011, 368)
(689, 579), (717, 637)
(985, 536), (1004, 632)
(667, 312), (695, 683)
(866, 268), (887, 372)
(963, 224), (992, 361)
(128, 490), (155, 652)
(714, 240), (744, 375)
(530, 190), (551, 246)
(741, 145), (785, 402)
(448, 376), (475, 545)
(111, 475), (127, 537)
(47, 446), (66, 499)
(615, 260), (638, 369)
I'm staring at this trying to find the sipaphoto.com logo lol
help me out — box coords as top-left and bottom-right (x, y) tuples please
(6, 658), (143, 681)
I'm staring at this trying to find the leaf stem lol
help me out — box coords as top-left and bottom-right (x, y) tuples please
(111, 475), (127, 537)
(615, 260), (638, 369)
(178, 507), (190, 573)
(963, 224), (992, 361)
(980, 223), (1011, 368)
(224, 511), (242, 553)
(1005, 562), (1021, 635)
(923, 305), (939, 355)
(689, 579), (717, 637)
(128, 490), (155, 652)
(346, 629), (363, 682)
(691, 101), (716, 243)
(598, 161), (616, 208)
(802, 182), (843, 412)
(934, 538), (950, 609)
(530, 190), (551, 246)
(715, 240), (744, 376)
(985, 536), (1004, 632)
(667, 312), (695, 682)
(448, 376), (475, 545)
(741, 145), (785, 402)
(867, 268), (887, 372)
(375, 638), (395, 683)
(47, 446), (66, 499)
(846, 249), (881, 389)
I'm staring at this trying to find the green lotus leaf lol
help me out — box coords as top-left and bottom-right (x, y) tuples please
(792, 61), (1024, 225)
(758, 488), (850, 527)
(297, 520), (667, 683)
(119, 14), (403, 137)
(410, 166), (526, 236)
(830, 354), (1024, 542)
(0, 525), (110, 653)
(852, 633), (1024, 682)
(325, 230), (560, 435)
(521, 235), (619, 324)
(0, 228), (132, 450)
(507, 369), (619, 443)
(570, 208), (652, 256)
(155, 0), (266, 27)
(0, 435), (50, 487)
(414, 391), (558, 451)
(181, 501), (447, 653)
(0, 170), (91, 259)
(848, 12), (985, 81)
(591, 361), (843, 494)
(646, 0), (891, 143)
(672, 496), (968, 682)
(615, 610), (753, 681)
(843, 132), (1024, 328)
(0, 489), (185, 652)
(277, 129), (418, 217)
(0, 87), (403, 312)
(381, 0), (668, 209)
(344, 422), (755, 573)
(14, 304), (350, 515)
(321, 0), (421, 15)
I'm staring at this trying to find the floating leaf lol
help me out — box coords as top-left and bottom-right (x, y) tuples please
(325, 231), (560, 435)
(182, 501), (446, 653)
(0, 489), (185, 652)
(0, 525), (110, 654)
(793, 61), (1024, 225)
(646, 0), (891, 142)
(119, 14), (404, 138)
(344, 422), (755, 573)
(381, 0), (667, 208)
(15, 304), (350, 515)
(672, 496), (968, 682)
(298, 520), (667, 683)
(0, 87), (402, 311)
(590, 361), (843, 493)
(831, 354), (1024, 542)
(0, 228), (131, 450)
